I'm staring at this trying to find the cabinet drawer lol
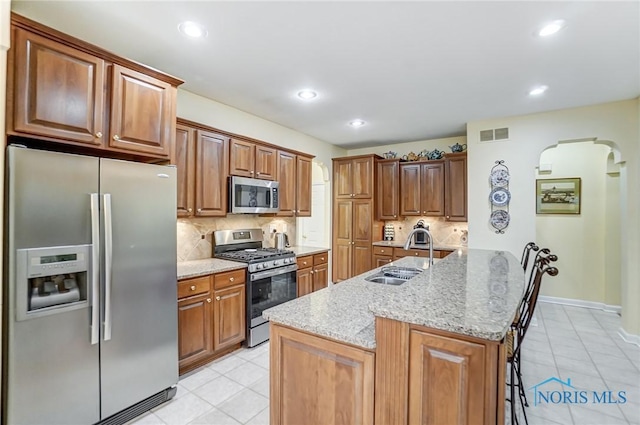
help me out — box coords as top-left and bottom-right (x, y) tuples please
(214, 269), (246, 290)
(373, 246), (393, 256)
(394, 248), (429, 258)
(313, 252), (329, 265)
(178, 275), (211, 299)
(297, 255), (313, 269)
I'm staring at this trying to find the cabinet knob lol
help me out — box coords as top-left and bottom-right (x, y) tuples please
(320, 257), (325, 261)
(423, 211), (426, 214)
(216, 296), (221, 301)
(206, 298), (212, 303)
(96, 131), (103, 138)
(415, 253), (419, 256)
(197, 208), (202, 213)
(446, 215), (450, 219)
(310, 270), (314, 274)
(190, 285), (196, 291)
(380, 250), (385, 253)
(113, 134), (120, 141)
(250, 171), (254, 174)
(351, 241), (355, 245)
(256, 172), (261, 175)
(229, 277), (235, 282)
(187, 208), (193, 213)
(393, 215), (397, 218)
(303, 261), (307, 265)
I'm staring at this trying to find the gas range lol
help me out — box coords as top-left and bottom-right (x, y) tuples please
(215, 248), (296, 273)
(213, 228), (298, 347)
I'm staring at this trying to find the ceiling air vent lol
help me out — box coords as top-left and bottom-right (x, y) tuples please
(480, 127), (510, 142)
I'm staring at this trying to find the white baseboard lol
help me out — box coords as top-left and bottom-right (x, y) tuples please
(538, 295), (622, 314)
(618, 327), (640, 347)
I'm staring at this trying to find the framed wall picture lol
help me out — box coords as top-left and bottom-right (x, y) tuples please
(536, 177), (581, 214)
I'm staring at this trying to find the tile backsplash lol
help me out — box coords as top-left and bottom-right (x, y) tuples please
(382, 217), (468, 247)
(177, 216), (296, 262)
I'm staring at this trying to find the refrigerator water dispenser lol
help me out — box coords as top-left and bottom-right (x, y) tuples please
(16, 245), (91, 321)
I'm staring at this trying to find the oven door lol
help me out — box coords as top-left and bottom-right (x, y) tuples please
(230, 176), (279, 214)
(249, 264), (297, 328)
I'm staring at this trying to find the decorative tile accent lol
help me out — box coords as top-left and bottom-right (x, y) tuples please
(382, 217), (468, 247)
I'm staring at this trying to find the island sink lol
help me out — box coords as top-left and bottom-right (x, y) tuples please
(365, 265), (424, 285)
(364, 274), (408, 285)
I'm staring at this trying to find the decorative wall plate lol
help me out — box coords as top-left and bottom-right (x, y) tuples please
(489, 187), (511, 207)
(490, 169), (510, 187)
(490, 210), (510, 230)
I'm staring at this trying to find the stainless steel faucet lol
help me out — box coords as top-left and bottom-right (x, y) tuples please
(404, 227), (434, 265)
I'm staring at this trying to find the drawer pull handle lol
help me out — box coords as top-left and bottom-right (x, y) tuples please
(303, 261), (307, 265)
(415, 253), (419, 256)
(320, 257), (325, 261)
(229, 277), (235, 282)
(96, 131), (103, 138)
(190, 285), (196, 291)
(206, 298), (212, 303)
(380, 250), (385, 253)
(216, 296), (221, 301)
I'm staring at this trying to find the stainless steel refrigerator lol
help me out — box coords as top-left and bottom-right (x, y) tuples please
(3, 145), (179, 424)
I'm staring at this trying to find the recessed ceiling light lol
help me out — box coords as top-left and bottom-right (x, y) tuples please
(529, 85), (549, 96)
(178, 21), (208, 38)
(297, 90), (318, 100)
(537, 20), (566, 37)
(349, 119), (366, 128)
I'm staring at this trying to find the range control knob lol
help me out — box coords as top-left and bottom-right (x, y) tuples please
(256, 264), (263, 270)
(273, 260), (281, 266)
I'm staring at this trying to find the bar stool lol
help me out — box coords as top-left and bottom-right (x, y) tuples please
(507, 250), (558, 425)
(520, 242), (539, 271)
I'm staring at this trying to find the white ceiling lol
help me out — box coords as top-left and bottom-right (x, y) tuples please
(11, 1), (640, 149)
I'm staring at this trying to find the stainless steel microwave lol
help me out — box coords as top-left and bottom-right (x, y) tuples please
(229, 176), (279, 214)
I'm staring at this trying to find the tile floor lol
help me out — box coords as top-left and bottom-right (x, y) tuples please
(130, 302), (640, 425)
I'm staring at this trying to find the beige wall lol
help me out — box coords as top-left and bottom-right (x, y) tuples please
(535, 142), (614, 304)
(346, 135), (467, 158)
(467, 99), (639, 335)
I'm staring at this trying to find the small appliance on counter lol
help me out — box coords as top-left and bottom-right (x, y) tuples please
(383, 223), (395, 241)
(413, 220), (429, 245)
(275, 232), (290, 249)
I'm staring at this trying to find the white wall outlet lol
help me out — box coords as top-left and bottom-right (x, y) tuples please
(282, 223), (288, 232)
(269, 224), (277, 233)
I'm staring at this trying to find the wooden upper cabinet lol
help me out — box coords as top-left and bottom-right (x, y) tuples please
(255, 145), (277, 180)
(229, 139), (277, 180)
(333, 155), (376, 199)
(421, 162), (445, 216)
(277, 150), (296, 217)
(376, 159), (399, 220)
(400, 161), (445, 217)
(174, 124), (195, 217)
(445, 154), (467, 222)
(352, 157), (374, 198)
(109, 64), (174, 157)
(195, 130), (229, 217)
(333, 159), (353, 199)
(7, 17), (182, 160)
(11, 27), (105, 146)
(296, 156), (312, 217)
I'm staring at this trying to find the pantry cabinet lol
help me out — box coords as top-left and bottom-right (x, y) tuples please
(7, 15), (181, 160)
(178, 269), (246, 375)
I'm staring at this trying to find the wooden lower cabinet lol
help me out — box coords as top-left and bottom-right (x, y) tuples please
(296, 251), (329, 296)
(178, 271), (247, 375)
(270, 324), (375, 425)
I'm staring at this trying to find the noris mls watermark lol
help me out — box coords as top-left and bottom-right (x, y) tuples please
(529, 377), (627, 407)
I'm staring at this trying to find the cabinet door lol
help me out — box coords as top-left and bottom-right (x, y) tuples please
(12, 28), (105, 145)
(332, 200), (353, 282)
(312, 262), (328, 292)
(255, 145), (277, 180)
(175, 124), (195, 217)
(195, 130), (229, 216)
(352, 157), (374, 198)
(373, 255), (393, 267)
(229, 139), (255, 177)
(409, 329), (487, 425)
(421, 162), (445, 216)
(277, 151), (296, 217)
(445, 155), (468, 222)
(213, 284), (246, 351)
(400, 164), (421, 216)
(178, 293), (214, 370)
(376, 160), (399, 220)
(353, 200), (372, 275)
(109, 64), (173, 157)
(296, 268), (313, 297)
(296, 156), (312, 217)
(333, 159), (353, 199)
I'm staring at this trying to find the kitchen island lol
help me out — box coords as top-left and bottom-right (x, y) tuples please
(263, 249), (525, 425)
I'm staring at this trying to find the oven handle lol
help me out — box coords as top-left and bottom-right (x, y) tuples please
(250, 264), (298, 281)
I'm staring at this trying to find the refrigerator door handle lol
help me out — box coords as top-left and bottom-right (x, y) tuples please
(90, 193), (100, 345)
(103, 193), (113, 341)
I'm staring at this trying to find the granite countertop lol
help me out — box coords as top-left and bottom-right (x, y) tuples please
(288, 246), (330, 257)
(372, 240), (464, 251)
(177, 258), (247, 280)
(263, 249), (524, 349)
